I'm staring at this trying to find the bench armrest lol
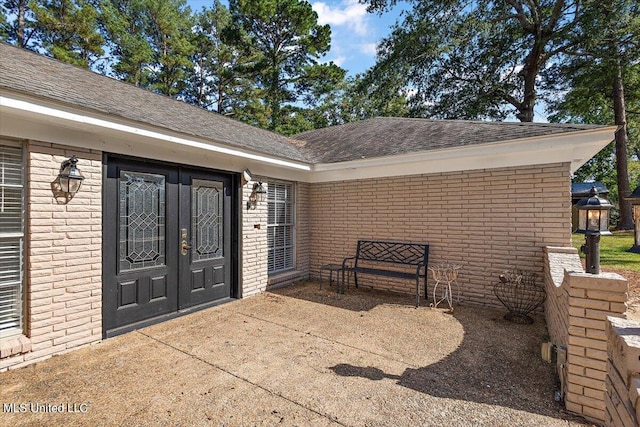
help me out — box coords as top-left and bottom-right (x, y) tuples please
(342, 256), (356, 270)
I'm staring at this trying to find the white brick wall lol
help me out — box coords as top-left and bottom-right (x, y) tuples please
(241, 180), (268, 297)
(1, 141), (102, 371)
(309, 163), (572, 306)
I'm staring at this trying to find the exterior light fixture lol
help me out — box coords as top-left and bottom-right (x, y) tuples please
(626, 184), (640, 254)
(242, 168), (252, 186)
(246, 182), (266, 210)
(58, 155), (85, 195)
(574, 186), (613, 274)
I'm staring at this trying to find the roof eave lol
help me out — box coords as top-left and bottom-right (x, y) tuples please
(0, 92), (311, 181)
(308, 127), (616, 183)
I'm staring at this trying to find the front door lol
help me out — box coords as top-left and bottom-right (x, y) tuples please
(103, 156), (234, 336)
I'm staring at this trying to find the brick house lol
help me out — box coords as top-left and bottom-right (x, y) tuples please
(0, 43), (616, 370)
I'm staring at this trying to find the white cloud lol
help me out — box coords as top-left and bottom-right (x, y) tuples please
(312, 0), (369, 36)
(360, 42), (377, 55)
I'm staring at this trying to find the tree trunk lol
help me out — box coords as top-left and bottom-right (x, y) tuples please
(17, 0), (27, 47)
(612, 59), (634, 230)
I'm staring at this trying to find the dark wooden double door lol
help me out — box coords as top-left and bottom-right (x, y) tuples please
(103, 157), (233, 336)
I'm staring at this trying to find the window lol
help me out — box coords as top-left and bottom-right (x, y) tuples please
(267, 181), (294, 274)
(0, 141), (24, 337)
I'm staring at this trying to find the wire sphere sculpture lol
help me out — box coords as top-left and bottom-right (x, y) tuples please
(493, 270), (545, 324)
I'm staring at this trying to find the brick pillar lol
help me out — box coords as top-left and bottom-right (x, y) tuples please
(605, 316), (640, 427)
(565, 272), (628, 422)
(241, 180), (268, 297)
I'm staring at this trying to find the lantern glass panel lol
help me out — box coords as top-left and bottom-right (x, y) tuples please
(59, 176), (70, 193)
(600, 209), (609, 232)
(634, 205), (640, 245)
(587, 209), (600, 231)
(68, 177), (82, 194)
(578, 209), (586, 231)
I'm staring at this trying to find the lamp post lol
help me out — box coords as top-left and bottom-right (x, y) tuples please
(574, 186), (613, 274)
(626, 184), (640, 254)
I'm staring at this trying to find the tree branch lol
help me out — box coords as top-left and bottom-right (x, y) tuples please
(505, 0), (535, 32)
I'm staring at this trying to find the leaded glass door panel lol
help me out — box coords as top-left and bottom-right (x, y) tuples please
(103, 159), (179, 335)
(178, 170), (231, 309)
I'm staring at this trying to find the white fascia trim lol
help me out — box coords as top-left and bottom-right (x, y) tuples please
(309, 127), (616, 182)
(0, 95), (311, 172)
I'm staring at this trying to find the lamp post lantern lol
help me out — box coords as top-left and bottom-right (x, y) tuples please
(626, 184), (640, 254)
(574, 186), (613, 274)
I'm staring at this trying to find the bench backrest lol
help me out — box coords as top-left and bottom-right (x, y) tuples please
(355, 240), (429, 266)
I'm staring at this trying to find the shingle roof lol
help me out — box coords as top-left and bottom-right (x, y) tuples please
(1, 44), (610, 167)
(293, 117), (607, 163)
(571, 182), (609, 198)
(0, 43), (308, 163)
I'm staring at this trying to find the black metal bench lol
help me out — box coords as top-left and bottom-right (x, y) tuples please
(341, 240), (429, 307)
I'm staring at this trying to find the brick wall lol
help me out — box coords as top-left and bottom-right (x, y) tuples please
(241, 179), (268, 297)
(309, 163), (571, 306)
(1, 142), (102, 371)
(543, 247), (629, 423)
(242, 178), (310, 295)
(605, 316), (640, 427)
(295, 182), (310, 279)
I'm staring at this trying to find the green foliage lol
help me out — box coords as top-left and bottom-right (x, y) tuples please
(361, 0), (581, 122)
(546, 0), (640, 227)
(100, 0), (193, 97)
(29, 0), (104, 67)
(186, 1), (243, 112)
(228, 0), (337, 131)
(1, 0), (37, 46)
(572, 232), (640, 272)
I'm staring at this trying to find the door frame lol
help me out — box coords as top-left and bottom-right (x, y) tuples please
(101, 153), (242, 338)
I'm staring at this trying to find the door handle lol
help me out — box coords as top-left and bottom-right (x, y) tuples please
(181, 240), (192, 256)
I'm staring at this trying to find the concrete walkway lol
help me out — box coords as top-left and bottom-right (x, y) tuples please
(0, 282), (589, 426)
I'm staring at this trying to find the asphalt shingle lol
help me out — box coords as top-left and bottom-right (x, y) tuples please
(0, 43), (308, 163)
(293, 117), (606, 163)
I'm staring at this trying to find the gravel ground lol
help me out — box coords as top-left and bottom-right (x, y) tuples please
(0, 282), (594, 426)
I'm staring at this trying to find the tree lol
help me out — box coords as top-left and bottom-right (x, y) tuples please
(29, 0), (104, 67)
(1, 0), (37, 47)
(304, 74), (408, 129)
(547, 0), (640, 229)
(228, 0), (337, 131)
(100, 0), (155, 86)
(361, 0), (581, 122)
(100, 0), (193, 96)
(185, 1), (258, 114)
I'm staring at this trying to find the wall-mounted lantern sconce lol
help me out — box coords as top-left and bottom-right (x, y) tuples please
(625, 184), (640, 253)
(574, 186), (613, 274)
(246, 182), (266, 210)
(58, 155), (85, 195)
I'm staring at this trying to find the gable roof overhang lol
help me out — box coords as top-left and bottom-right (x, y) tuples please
(1, 90), (616, 183)
(0, 92), (311, 182)
(307, 127), (616, 182)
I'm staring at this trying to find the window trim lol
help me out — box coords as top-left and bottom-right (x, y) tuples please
(0, 139), (25, 339)
(266, 180), (296, 275)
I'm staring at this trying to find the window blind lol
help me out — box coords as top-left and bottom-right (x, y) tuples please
(0, 142), (24, 336)
(267, 181), (294, 274)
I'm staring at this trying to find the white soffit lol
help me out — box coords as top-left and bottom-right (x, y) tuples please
(308, 127), (616, 183)
(0, 94), (615, 184)
(0, 95), (311, 175)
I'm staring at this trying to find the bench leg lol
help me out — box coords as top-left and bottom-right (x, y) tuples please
(353, 271), (358, 289)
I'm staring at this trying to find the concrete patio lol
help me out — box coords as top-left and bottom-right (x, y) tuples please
(0, 282), (590, 426)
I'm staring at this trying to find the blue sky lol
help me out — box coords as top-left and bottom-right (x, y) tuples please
(187, 0), (406, 77)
